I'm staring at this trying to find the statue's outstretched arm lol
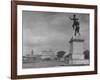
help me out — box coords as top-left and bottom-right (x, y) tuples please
(69, 17), (73, 20)
(76, 18), (79, 20)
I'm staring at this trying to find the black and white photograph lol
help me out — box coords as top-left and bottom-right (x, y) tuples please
(11, 1), (97, 79)
(22, 11), (90, 69)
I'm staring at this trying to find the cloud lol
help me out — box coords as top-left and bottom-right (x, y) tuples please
(22, 11), (89, 55)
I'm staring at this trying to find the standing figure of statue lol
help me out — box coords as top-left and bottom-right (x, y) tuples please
(69, 14), (80, 36)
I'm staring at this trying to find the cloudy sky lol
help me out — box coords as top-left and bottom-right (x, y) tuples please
(22, 11), (89, 55)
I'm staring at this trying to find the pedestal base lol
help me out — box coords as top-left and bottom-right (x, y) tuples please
(72, 54), (84, 59)
(69, 59), (89, 65)
(68, 35), (89, 65)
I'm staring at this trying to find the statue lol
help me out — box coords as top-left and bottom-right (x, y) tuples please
(69, 14), (80, 36)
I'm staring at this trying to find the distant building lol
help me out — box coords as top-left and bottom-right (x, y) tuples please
(41, 50), (56, 60)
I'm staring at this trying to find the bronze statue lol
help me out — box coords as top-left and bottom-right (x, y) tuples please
(69, 14), (80, 36)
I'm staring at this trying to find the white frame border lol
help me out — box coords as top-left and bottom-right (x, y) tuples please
(17, 5), (95, 75)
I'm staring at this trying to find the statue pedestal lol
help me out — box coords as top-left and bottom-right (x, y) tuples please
(69, 35), (88, 65)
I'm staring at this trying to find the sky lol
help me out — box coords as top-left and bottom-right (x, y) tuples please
(22, 11), (89, 56)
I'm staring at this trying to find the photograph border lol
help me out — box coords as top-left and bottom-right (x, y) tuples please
(11, 1), (97, 79)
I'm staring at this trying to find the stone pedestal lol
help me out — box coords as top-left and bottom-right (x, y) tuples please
(69, 36), (88, 64)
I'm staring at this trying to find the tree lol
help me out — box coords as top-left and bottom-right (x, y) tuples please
(84, 50), (89, 59)
(57, 51), (66, 61)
